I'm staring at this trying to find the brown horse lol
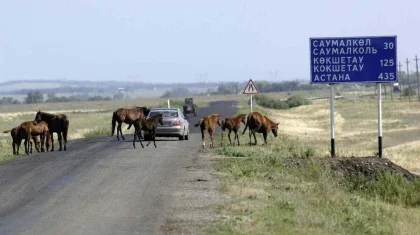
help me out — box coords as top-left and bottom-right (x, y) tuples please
(19, 121), (50, 155)
(241, 112), (279, 145)
(111, 107), (151, 141)
(3, 125), (51, 155)
(194, 113), (221, 149)
(132, 113), (164, 148)
(34, 111), (69, 152)
(220, 113), (247, 146)
(5, 127), (33, 155)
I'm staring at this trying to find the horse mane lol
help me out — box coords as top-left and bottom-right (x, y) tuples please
(234, 113), (246, 119)
(209, 113), (221, 120)
(39, 111), (56, 119)
(264, 115), (278, 126)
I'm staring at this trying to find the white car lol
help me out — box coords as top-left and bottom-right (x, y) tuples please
(146, 108), (190, 140)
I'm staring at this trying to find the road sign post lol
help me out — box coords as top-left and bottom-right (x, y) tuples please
(243, 79), (259, 113)
(310, 36), (397, 158)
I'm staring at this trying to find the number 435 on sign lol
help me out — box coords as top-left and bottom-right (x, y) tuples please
(378, 73), (395, 80)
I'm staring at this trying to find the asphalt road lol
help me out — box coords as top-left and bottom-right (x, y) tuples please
(0, 100), (237, 235)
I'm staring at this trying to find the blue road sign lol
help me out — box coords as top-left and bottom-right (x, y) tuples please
(310, 36), (397, 84)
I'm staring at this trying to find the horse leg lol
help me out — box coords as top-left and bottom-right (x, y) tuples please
(24, 139), (29, 155)
(234, 129), (240, 146)
(133, 129), (137, 148)
(146, 130), (153, 147)
(50, 132), (55, 152)
(248, 129), (252, 146)
(262, 132), (268, 145)
(253, 131), (258, 145)
(58, 133), (63, 151)
(210, 130), (215, 148)
(138, 129), (144, 148)
(40, 134), (45, 152)
(30, 140), (33, 154)
(12, 142), (16, 155)
(201, 130), (205, 149)
(119, 123), (125, 141)
(228, 129), (232, 146)
(220, 131), (224, 147)
(127, 123), (132, 130)
(153, 130), (157, 148)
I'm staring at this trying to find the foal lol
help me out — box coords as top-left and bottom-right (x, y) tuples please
(220, 113), (247, 146)
(194, 113), (221, 149)
(19, 121), (50, 155)
(132, 113), (164, 148)
(4, 126), (52, 155)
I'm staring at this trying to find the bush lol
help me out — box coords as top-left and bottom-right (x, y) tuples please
(254, 94), (311, 110)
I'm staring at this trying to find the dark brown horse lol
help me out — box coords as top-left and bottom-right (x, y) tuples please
(20, 121), (50, 155)
(34, 111), (69, 152)
(220, 113), (247, 146)
(194, 113), (221, 149)
(111, 107), (150, 141)
(4, 124), (52, 155)
(132, 113), (164, 148)
(241, 112), (279, 145)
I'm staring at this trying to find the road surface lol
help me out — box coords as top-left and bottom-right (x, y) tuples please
(0, 100), (237, 235)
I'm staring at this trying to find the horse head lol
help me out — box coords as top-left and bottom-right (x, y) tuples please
(213, 113), (222, 126)
(240, 114), (247, 125)
(34, 110), (42, 125)
(271, 122), (279, 137)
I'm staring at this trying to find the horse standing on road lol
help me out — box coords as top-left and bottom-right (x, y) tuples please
(4, 125), (52, 155)
(111, 107), (150, 141)
(34, 111), (69, 152)
(242, 112), (279, 146)
(194, 113), (221, 149)
(132, 113), (164, 148)
(19, 121), (50, 155)
(220, 113), (247, 146)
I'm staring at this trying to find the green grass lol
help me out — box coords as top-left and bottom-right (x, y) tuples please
(203, 100), (420, 235)
(0, 139), (15, 163)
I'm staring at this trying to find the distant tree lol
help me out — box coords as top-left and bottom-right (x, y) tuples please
(0, 97), (20, 105)
(25, 90), (44, 104)
(113, 92), (125, 100)
(160, 91), (171, 98)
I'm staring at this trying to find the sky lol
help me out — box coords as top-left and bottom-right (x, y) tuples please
(0, 0), (419, 83)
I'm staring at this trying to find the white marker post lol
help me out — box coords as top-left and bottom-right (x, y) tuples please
(250, 95), (253, 112)
(378, 83), (382, 158)
(243, 79), (259, 113)
(167, 100), (170, 108)
(329, 84), (335, 158)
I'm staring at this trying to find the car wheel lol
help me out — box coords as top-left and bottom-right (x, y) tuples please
(179, 135), (184, 141)
(185, 132), (189, 140)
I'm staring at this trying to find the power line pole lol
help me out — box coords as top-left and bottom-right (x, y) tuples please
(406, 58), (411, 101)
(414, 55), (420, 100)
(398, 62), (403, 100)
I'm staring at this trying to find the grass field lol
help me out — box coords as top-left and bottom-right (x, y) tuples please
(204, 95), (420, 235)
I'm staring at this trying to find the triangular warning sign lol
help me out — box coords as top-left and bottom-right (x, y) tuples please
(243, 79), (259, 94)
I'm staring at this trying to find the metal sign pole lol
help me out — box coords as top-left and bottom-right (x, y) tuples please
(250, 95), (253, 112)
(329, 84), (335, 158)
(378, 83), (383, 158)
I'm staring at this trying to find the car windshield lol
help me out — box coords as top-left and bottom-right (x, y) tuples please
(185, 99), (192, 104)
(149, 110), (178, 118)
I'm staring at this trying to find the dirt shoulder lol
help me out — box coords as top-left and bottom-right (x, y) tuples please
(159, 150), (229, 235)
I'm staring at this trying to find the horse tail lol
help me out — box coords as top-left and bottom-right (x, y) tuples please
(3, 130), (11, 134)
(242, 113), (251, 135)
(62, 115), (69, 143)
(111, 111), (117, 136)
(194, 118), (204, 127)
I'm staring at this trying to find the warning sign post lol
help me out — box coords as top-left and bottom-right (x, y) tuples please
(243, 79), (259, 112)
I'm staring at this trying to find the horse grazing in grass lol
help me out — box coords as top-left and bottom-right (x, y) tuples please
(242, 112), (279, 145)
(19, 121), (50, 155)
(3, 125), (52, 155)
(111, 107), (151, 141)
(132, 113), (164, 148)
(194, 113), (221, 149)
(220, 113), (247, 146)
(34, 111), (69, 152)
